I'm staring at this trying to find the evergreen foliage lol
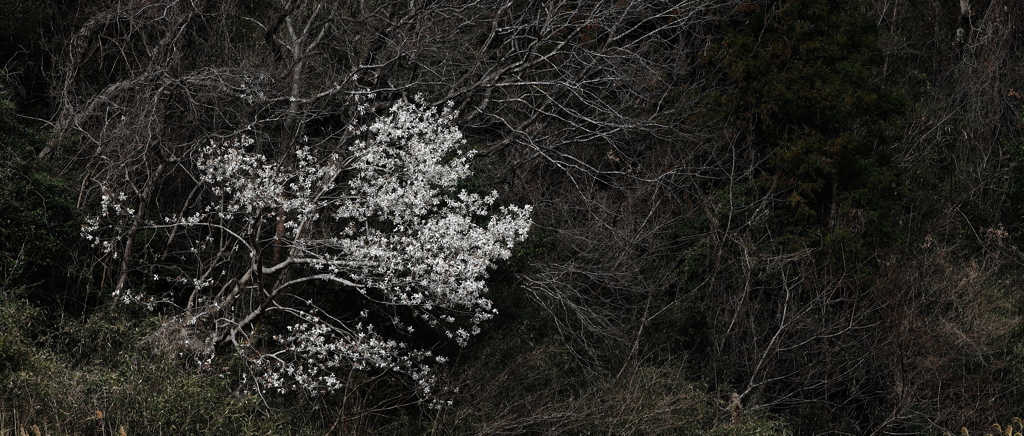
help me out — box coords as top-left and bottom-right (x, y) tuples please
(0, 87), (78, 292)
(710, 0), (907, 244)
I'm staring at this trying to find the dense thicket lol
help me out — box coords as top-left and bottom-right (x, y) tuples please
(2, 0), (1024, 435)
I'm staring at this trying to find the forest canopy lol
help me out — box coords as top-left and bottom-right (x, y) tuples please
(2, 0), (1024, 435)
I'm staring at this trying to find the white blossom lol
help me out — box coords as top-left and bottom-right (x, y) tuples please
(84, 98), (532, 403)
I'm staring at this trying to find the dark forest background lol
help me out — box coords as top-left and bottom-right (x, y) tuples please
(2, 0), (1024, 434)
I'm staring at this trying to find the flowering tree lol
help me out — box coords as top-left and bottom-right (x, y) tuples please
(84, 99), (532, 399)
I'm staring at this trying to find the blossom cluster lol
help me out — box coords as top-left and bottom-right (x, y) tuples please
(198, 134), (341, 232)
(85, 98), (532, 401)
(254, 320), (446, 404)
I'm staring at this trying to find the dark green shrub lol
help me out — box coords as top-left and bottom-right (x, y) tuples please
(0, 86), (79, 292)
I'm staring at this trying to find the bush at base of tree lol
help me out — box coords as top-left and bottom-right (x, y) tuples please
(0, 86), (79, 294)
